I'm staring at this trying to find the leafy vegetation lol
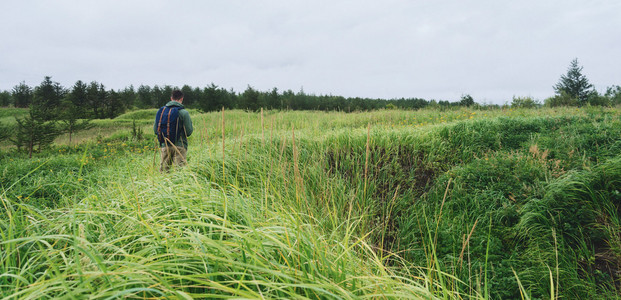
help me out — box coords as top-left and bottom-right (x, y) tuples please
(1, 106), (620, 299)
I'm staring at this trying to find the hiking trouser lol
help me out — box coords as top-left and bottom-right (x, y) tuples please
(160, 145), (187, 172)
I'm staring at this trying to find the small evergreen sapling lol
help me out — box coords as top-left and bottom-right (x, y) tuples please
(11, 111), (60, 158)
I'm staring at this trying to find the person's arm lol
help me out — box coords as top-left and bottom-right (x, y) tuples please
(154, 111), (159, 135)
(181, 110), (193, 137)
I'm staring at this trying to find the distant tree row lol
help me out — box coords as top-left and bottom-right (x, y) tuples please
(0, 77), (475, 157)
(1, 58), (620, 117)
(2, 77), (96, 157)
(2, 58), (620, 158)
(1, 78), (445, 115)
(7, 77), (128, 118)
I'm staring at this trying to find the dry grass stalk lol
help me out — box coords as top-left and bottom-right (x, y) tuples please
(261, 108), (265, 145)
(292, 126), (304, 204)
(364, 123), (371, 198)
(459, 218), (478, 268)
(222, 107), (225, 180)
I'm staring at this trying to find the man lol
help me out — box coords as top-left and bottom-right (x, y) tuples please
(154, 90), (193, 172)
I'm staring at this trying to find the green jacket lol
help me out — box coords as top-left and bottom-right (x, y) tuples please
(154, 101), (193, 148)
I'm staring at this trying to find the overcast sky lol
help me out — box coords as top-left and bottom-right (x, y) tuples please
(1, 0), (620, 104)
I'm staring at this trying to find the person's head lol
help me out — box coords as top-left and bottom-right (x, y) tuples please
(171, 90), (184, 102)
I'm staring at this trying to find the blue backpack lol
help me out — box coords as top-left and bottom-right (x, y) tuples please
(155, 106), (184, 145)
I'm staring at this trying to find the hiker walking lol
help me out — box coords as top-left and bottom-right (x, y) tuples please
(154, 90), (194, 172)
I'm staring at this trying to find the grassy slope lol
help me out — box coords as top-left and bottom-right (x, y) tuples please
(0, 108), (29, 124)
(1, 107), (620, 298)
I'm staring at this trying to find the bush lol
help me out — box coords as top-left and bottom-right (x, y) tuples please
(511, 96), (540, 108)
(545, 91), (579, 107)
(605, 85), (621, 106)
(587, 92), (611, 107)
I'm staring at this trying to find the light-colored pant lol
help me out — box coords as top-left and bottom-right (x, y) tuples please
(160, 145), (187, 172)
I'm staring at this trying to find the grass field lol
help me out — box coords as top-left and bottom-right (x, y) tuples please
(1, 106), (620, 299)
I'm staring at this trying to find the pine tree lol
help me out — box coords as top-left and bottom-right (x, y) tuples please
(32, 76), (65, 120)
(241, 85), (260, 111)
(137, 85), (152, 108)
(67, 80), (89, 118)
(201, 83), (229, 112)
(11, 111), (59, 158)
(554, 58), (594, 106)
(0, 91), (11, 107)
(59, 98), (92, 144)
(119, 85), (136, 109)
(103, 89), (125, 118)
(460, 94), (475, 107)
(181, 85), (194, 107)
(12, 81), (33, 108)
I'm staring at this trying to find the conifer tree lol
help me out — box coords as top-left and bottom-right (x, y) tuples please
(0, 91), (10, 107)
(11, 111), (59, 158)
(554, 58), (594, 106)
(103, 89), (125, 118)
(137, 85), (152, 108)
(59, 98), (91, 143)
(32, 76), (65, 120)
(85, 81), (109, 118)
(12, 81), (33, 108)
(57, 80), (92, 143)
(459, 94), (475, 107)
(119, 85), (136, 109)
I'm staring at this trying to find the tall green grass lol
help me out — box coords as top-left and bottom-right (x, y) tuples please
(0, 107), (29, 125)
(1, 154), (444, 298)
(2, 106), (620, 298)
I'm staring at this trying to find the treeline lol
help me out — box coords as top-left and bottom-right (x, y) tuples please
(6, 77), (131, 119)
(2, 67), (621, 158)
(2, 61), (621, 120)
(0, 76), (479, 158)
(1, 77), (485, 120)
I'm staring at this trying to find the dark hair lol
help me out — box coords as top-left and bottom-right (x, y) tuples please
(171, 90), (184, 100)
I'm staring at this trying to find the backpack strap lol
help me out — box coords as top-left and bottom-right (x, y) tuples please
(156, 106), (168, 136)
(166, 107), (172, 139)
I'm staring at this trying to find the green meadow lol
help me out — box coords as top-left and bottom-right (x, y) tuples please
(1, 106), (620, 299)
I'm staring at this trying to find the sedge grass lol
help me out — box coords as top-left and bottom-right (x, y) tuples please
(2, 106), (620, 299)
(1, 152), (446, 299)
